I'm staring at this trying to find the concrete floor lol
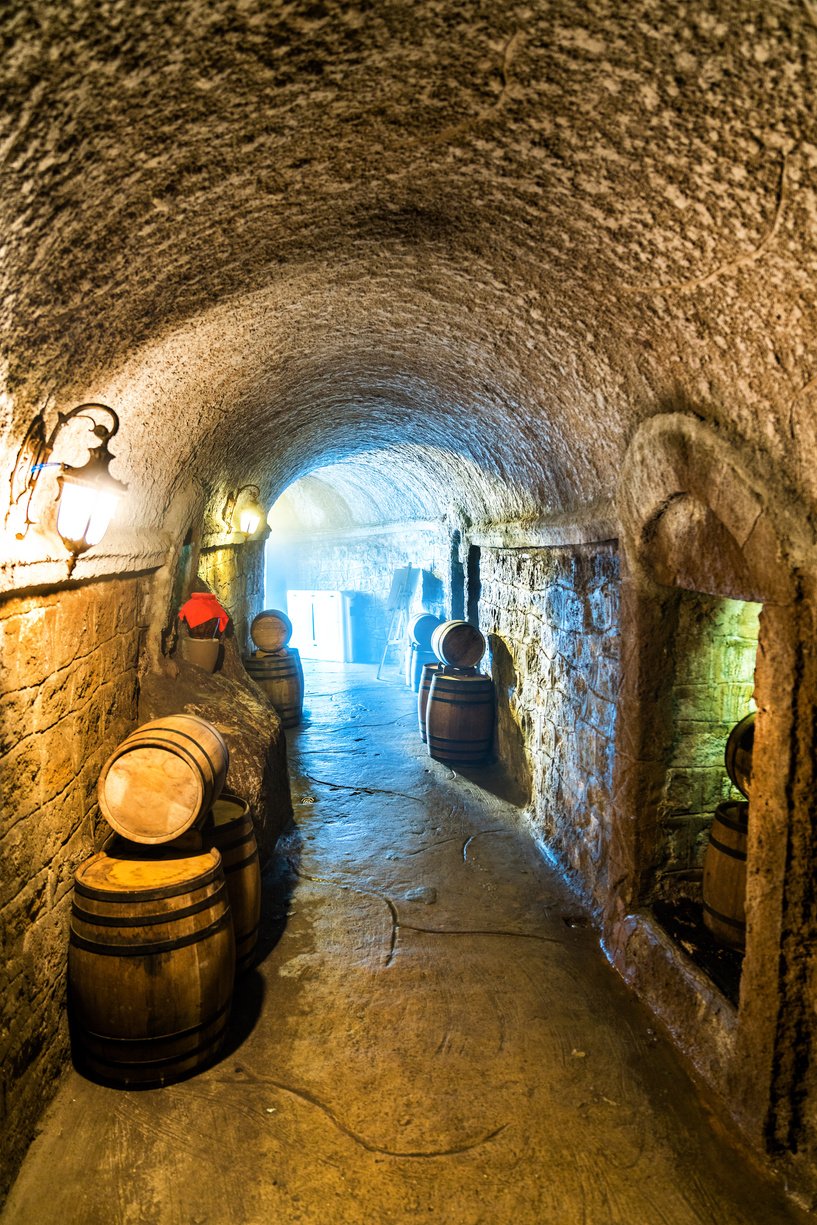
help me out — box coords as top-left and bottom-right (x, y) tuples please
(2, 662), (808, 1225)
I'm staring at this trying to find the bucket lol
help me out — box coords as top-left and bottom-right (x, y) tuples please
(179, 637), (220, 673)
(430, 620), (486, 669)
(250, 609), (293, 653)
(244, 647), (304, 727)
(98, 715), (229, 844)
(702, 801), (748, 950)
(204, 792), (261, 975)
(426, 671), (495, 764)
(69, 845), (235, 1085)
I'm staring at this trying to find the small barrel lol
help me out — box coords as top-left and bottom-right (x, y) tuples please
(426, 671), (495, 764)
(250, 609), (293, 653)
(725, 711), (755, 799)
(418, 662), (444, 741)
(407, 613), (442, 650)
(98, 715), (229, 844)
(702, 801), (748, 950)
(244, 647), (304, 727)
(431, 620), (486, 669)
(69, 845), (235, 1086)
(410, 644), (438, 692)
(204, 793), (261, 975)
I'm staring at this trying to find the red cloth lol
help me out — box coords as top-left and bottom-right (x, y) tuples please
(178, 593), (230, 633)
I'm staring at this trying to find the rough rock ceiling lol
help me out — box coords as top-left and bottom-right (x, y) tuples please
(3, 0), (817, 530)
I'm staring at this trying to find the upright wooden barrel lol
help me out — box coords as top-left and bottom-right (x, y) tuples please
(407, 613), (442, 650)
(98, 715), (229, 844)
(702, 801), (748, 950)
(418, 662), (444, 741)
(426, 672), (495, 764)
(725, 711), (755, 799)
(431, 620), (486, 669)
(409, 644), (438, 692)
(250, 609), (293, 654)
(244, 647), (304, 727)
(69, 845), (235, 1086)
(204, 793), (261, 975)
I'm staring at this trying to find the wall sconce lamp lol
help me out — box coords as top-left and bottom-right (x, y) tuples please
(221, 484), (264, 538)
(8, 403), (127, 575)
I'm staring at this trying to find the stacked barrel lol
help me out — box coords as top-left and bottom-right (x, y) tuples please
(243, 609), (304, 728)
(69, 714), (262, 1086)
(702, 710), (754, 950)
(420, 620), (495, 765)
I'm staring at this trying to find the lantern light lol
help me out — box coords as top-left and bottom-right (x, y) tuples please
(7, 403), (127, 575)
(221, 483), (264, 539)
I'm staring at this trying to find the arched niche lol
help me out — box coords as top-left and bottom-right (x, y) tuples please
(610, 413), (817, 1175)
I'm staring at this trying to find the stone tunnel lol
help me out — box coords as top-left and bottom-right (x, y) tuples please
(3, 2), (817, 1220)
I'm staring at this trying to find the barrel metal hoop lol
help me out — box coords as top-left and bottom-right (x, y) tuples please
(708, 835), (747, 862)
(429, 734), (493, 745)
(715, 810), (749, 835)
(125, 727), (218, 787)
(69, 909), (233, 956)
(74, 861), (222, 903)
(427, 696), (494, 707)
(71, 883), (228, 928)
(211, 827), (255, 854)
(80, 1001), (231, 1049)
(702, 901), (746, 930)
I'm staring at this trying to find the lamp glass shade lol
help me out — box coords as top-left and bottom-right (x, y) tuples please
(56, 468), (120, 552)
(239, 505), (261, 535)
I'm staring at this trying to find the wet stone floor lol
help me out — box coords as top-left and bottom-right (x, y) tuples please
(2, 663), (808, 1225)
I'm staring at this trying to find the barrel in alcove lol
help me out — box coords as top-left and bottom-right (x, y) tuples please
(418, 662), (444, 741)
(244, 647), (304, 727)
(431, 620), (486, 669)
(724, 711), (755, 799)
(702, 800), (748, 950)
(426, 671), (495, 764)
(250, 609), (293, 654)
(98, 714), (229, 844)
(203, 792), (261, 975)
(69, 845), (235, 1086)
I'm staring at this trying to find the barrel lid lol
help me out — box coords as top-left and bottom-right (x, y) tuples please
(407, 613), (441, 648)
(211, 792), (250, 827)
(98, 742), (205, 843)
(251, 609), (292, 651)
(431, 620), (486, 667)
(75, 846), (221, 893)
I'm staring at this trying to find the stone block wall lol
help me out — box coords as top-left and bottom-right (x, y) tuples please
(479, 543), (620, 911)
(266, 527), (448, 663)
(198, 539), (265, 655)
(0, 577), (148, 1196)
(652, 595), (760, 903)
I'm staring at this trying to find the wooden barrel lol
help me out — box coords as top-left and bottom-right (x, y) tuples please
(426, 672), (495, 764)
(431, 620), (486, 669)
(410, 644), (438, 692)
(98, 715), (229, 844)
(418, 662), (444, 741)
(407, 613), (442, 650)
(244, 647), (303, 727)
(204, 792), (261, 975)
(69, 845), (235, 1086)
(702, 801), (748, 950)
(724, 711), (755, 799)
(250, 609), (292, 653)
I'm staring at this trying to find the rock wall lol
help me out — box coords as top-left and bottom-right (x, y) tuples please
(266, 527), (449, 663)
(479, 543), (620, 912)
(0, 577), (148, 1196)
(198, 539), (266, 656)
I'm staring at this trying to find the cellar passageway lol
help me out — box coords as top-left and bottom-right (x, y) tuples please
(1, 662), (805, 1225)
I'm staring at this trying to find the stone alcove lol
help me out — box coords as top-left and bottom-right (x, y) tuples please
(609, 413), (817, 1186)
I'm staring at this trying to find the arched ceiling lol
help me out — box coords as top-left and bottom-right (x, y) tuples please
(3, 0), (817, 543)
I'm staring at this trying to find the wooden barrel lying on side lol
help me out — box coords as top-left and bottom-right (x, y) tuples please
(407, 613), (442, 650)
(418, 662), (444, 741)
(244, 647), (304, 727)
(431, 620), (486, 669)
(98, 715), (229, 844)
(724, 711), (755, 799)
(426, 672), (495, 764)
(69, 845), (235, 1086)
(250, 609), (293, 654)
(204, 793), (261, 975)
(702, 801), (748, 950)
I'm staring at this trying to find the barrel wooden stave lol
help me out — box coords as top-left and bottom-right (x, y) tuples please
(250, 609), (293, 653)
(702, 800), (748, 950)
(98, 715), (229, 844)
(431, 620), (486, 669)
(410, 644), (438, 692)
(204, 793), (261, 975)
(244, 647), (303, 727)
(418, 662), (444, 741)
(426, 672), (495, 764)
(724, 711), (755, 799)
(69, 846), (235, 1086)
